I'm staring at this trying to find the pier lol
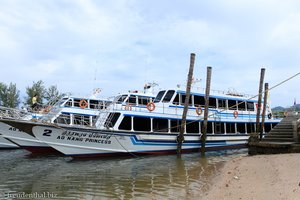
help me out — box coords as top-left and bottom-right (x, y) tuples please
(249, 112), (300, 155)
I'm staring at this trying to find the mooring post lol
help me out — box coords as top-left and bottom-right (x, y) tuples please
(177, 53), (195, 155)
(201, 66), (212, 157)
(256, 68), (265, 139)
(260, 83), (268, 139)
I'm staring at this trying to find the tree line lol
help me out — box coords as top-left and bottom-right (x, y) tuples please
(0, 80), (65, 109)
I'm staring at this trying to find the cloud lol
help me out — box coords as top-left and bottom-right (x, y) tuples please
(0, 0), (299, 107)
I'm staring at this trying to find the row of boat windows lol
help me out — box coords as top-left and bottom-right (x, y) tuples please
(105, 113), (275, 134)
(154, 90), (256, 111)
(115, 95), (154, 106)
(53, 114), (96, 126)
(62, 98), (111, 109)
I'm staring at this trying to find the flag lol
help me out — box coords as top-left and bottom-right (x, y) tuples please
(294, 98), (297, 106)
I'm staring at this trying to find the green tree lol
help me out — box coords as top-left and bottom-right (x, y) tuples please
(6, 83), (20, 108)
(25, 80), (46, 106)
(0, 82), (20, 108)
(0, 82), (7, 106)
(44, 85), (65, 105)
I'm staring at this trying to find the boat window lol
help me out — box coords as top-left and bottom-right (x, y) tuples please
(214, 122), (225, 134)
(73, 114), (90, 126)
(226, 123), (236, 133)
(206, 122), (213, 134)
(128, 96), (137, 105)
(73, 99), (83, 108)
(180, 94), (193, 106)
(237, 101), (246, 111)
(89, 100), (99, 109)
(194, 95), (205, 107)
(154, 91), (166, 103)
(172, 94), (180, 105)
(134, 117), (151, 131)
(119, 116), (132, 130)
(104, 112), (120, 128)
(247, 102), (254, 111)
(116, 95), (128, 104)
(209, 97), (217, 108)
(59, 98), (71, 107)
(237, 123), (246, 133)
(228, 100), (237, 110)
(153, 118), (168, 132)
(246, 123), (255, 133)
(218, 99), (227, 109)
(54, 114), (71, 124)
(170, 119), (181, 132)
(186, 121), (199, 133)
(138, 96), (153, 105)
(162, 90), (175, 103)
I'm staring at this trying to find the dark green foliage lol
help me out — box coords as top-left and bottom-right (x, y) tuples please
(0, 82), (20, 108)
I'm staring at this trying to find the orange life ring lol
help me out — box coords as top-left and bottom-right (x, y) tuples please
(233, 111), (238, 118)
(147, 102), (155, 112)
(196, 107), (202, 115)
(79, 99), (88, 109)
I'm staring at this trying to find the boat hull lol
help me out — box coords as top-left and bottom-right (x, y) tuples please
(32, 125), (249, 158)
(0, 121), (60, 154)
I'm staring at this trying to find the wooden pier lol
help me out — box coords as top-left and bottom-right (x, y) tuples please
(249, 112), (300, 155)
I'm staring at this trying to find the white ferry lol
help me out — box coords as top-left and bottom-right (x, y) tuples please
(0, 96), (112, 153)
(28, 88), (281, 157)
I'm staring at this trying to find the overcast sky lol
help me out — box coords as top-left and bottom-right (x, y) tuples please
(0, 0), (299, 107)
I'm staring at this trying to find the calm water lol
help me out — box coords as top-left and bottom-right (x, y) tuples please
(0, 149), (247, 200)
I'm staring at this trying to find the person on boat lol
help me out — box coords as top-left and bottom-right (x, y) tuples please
(32, 94), (40, 111)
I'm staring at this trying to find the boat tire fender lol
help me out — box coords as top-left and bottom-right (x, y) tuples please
(268, 113), (272, 119)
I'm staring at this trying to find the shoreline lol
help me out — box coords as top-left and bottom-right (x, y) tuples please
(201, 153), (300, 200)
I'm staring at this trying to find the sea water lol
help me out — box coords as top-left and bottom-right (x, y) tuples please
(0, 149), (247, 199)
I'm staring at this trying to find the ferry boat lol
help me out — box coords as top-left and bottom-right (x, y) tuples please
(0, 95), (112, 153)
(26, 87), (281, 157)
(0, 90), (156, 154)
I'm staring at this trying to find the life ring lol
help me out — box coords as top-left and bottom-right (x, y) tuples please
(267, 113), (272, 119)
(284, 111), (288, 117)
(147, 102), (155, 112)
(125, 104), (132, 111)
(196, 107), (202, 115)
(79, 99), (88, 109)
(233, 111), (238, 118)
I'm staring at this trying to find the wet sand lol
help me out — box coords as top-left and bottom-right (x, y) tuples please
(202, 153), (300, 200)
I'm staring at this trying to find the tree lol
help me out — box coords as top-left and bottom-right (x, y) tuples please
(0, 82), (20, 108)
(44, 85), (65, 105)
(0, 82), (7, 106)
(25, 80), (46, 106)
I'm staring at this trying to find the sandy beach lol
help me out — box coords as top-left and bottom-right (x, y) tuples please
(202, 153), (300, 200)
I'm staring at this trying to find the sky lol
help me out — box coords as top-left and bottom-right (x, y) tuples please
(0, 0), (300, 107)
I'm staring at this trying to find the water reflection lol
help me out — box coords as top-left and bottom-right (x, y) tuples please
(0, 149), (247, 199)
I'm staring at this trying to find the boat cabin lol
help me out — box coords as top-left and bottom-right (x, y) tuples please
(102, 89), (278, 135)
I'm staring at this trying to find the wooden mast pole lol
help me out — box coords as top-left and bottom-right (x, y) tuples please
(256, 68), (265, 139)
(177, 53), (195, 155)
(260, 83), (269, 140)
(201, 66), (212, 156)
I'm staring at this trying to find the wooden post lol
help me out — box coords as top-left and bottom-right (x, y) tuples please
(260, 83), (268, 140)
(177, 53), (195, 154)
(255, 68), (265, 137)
(201, 66), (212, 156)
